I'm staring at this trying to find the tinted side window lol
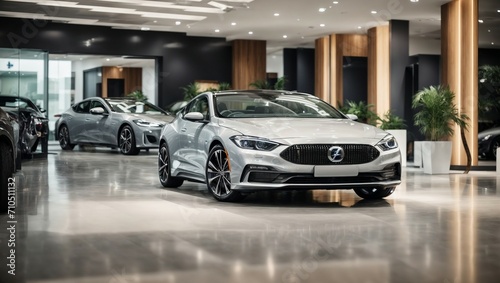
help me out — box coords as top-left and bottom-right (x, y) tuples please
(74, 101), (90, 113)
(186, 97), (209, 119)
(90, 100), (107, 112)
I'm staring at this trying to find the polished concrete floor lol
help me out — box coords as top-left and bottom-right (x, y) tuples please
(1, 146), (500, 283)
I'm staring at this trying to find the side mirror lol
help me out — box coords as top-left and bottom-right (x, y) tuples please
(184, 112), (205, 122)
(90, 107), (108, 116)
(39, 108), (47, 113)
(346, 114), (358, 121)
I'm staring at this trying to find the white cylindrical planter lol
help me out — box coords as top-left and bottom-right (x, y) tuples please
(387, 129), (407, 167)
(421, 141), (452, 174)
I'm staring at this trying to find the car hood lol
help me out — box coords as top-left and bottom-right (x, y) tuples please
(126, 113), (174, 124)
(218, 118), (389, 145)
(478, 127), (500, 139)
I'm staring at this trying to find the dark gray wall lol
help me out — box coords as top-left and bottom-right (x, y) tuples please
(0, 17), (232, 108)
(389, 20), (410, 118)
(283, 48), (314, 94)
(342, 56), (367, 105)
(479, 48), (500, 66)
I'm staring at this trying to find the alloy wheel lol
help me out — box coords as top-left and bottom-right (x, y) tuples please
(119, 127), (132, 153)
(158, 145), (169, 184)
(207, 147), (231, 197)
(59, 126), (69, 148)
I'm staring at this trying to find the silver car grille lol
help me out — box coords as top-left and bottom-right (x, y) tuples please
(280, 144), (380, 165)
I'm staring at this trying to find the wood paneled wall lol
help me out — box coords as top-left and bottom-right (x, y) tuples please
(101, 67), (142, 98)
(315, 36), (331, 103)
(315, 34), (367, 107)
(442, 0), (478, 166)
(367, 25), (390, 117)
(232, 40), (266, 90)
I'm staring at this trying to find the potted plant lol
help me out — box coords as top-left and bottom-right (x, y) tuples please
(412, 85), (469, 174)
(378, 111), (407, 167)
(180, 82), (201, 101)
(126, 90), (148, 101)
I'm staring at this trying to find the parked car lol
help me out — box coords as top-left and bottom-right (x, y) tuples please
(158, 90), (401, 202)
(166, 100), (188, 113)
(55, 97), (174, 155)
(478, 126), (500, 160)
(0, 95), (48, 154)
(0, 107), (18, 212)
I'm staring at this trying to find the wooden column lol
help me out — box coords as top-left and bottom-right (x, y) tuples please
(442, 0), (478, 166)
(315, 34), (367, 107)
(367, 25), (390, 118)
(315, 36), (331, 103)
(232, 40), (266, 90)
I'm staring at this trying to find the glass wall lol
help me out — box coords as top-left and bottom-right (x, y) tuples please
(0, 48), (48, 155)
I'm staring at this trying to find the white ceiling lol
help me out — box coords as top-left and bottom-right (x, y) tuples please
(1, 0), (499, 53)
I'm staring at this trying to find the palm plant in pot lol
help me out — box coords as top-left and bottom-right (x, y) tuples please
(412, 85), (469, 174)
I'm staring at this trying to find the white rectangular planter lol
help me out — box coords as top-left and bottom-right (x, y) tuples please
(421, 141), (452, 174)
(413, 141), (423, 168)
(387, 129), (407, 167)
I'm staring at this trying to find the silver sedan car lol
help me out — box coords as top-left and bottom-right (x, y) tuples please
(55, 97), (174, 155)
(158, 90), (401, 202)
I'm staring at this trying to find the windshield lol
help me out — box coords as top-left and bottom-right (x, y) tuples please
(215, 93), (346, 119)
(0, 96), (39, 111)
(107, 99), (166, 115)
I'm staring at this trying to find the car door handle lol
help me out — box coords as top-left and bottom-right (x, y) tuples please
(181, 128), (187, 132)
(85, 118), (90, 121)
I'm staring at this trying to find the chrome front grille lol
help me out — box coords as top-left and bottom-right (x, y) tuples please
(280, 144), (380, 165)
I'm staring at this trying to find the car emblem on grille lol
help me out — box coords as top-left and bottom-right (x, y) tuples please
(328, 146), (344, 162)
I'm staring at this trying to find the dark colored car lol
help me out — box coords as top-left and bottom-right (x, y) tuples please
(478, 127), (500, 160)
(0, 107), (17, 212)
(0, 95), (49, 154)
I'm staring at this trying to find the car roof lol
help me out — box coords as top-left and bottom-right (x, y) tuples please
(212, 89), (314, 97)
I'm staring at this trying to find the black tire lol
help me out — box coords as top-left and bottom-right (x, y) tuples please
(0, 142), (14, 213)
(118, 125), (139, 155)
(58, 125), (75, 150)
(489, 136), (500, 160)
(206, 144), (244, 202)
(158, 142), (184, 188)
(353, 187), (396, 200)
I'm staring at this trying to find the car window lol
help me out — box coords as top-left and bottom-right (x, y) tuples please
(74, 101), (90, 114)
(186, 96), (209, 120)
(90, 100), (107, 112)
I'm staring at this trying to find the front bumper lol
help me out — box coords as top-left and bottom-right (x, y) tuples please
(135, 127), (162, 149)
(226, 143), (402, 192)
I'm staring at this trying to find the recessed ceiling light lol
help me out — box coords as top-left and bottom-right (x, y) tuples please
(248, 31), (253, 35)
(371, 10), (377, 14)
(153, 20), (157, 23)
(492, 42), (495, 45)
(274, 13), (279, 16)
(106, 58), (110, 61)
(488, 29), (491, 32)
(410, 0), (419, 2)
(333, 1), (339, 4)
(141, 27), (150, 31)
(319, 8), (326, 12)
(175, 21), (181, 25)
(497, 9), (500, 13)
(320, 23), (325, 27)
(215, 29), (220, 32)
(283, 35), (288, 38)
(231, 22), (236, 26)
(358, 26), (362, 29)
(478, 19), (484, 23)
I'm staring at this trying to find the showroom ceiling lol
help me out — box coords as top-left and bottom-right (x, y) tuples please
(0, 0), (499, 52)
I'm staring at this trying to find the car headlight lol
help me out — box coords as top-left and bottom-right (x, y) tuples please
(480, 134), (491, 142)
(133, 119), (164, 127)
(230, 135), (280, 151)
(377, 135), (398, 151)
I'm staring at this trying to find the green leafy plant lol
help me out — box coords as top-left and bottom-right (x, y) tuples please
(412, 85), (469, 141)
(218, 82), (231, 91)
(378, 111), (406, 130)
(274, 76), (286, 90)
(478, 65), (500, 124)
(126, 90), (148, 101)
(249, 79), (272, 90)
(344, 100), (378, 126)
(180, 83), (201, 101)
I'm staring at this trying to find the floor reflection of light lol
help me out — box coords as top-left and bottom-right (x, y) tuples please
(233, 260), (242, 274)
(267, 252), (275, 279)
(197, 249), (203, 265)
